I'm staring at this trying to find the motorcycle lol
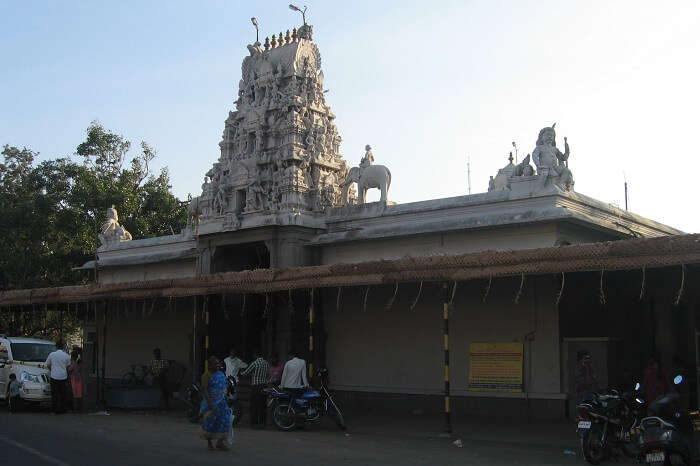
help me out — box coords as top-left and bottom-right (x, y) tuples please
(225, 375), (243, 425)
(639, 375), (699, 466)
(265, 368), (346, 431)
(183, 374), (241, 425)
(576, 382), (646, 464)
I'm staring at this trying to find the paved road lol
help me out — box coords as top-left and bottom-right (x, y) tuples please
(0, 409), (629, 466)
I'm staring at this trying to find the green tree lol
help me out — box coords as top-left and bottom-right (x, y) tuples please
(0, 121), (187, 291)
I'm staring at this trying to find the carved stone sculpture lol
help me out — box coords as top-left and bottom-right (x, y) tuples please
(532, 124), (574, 191)
(99, 206), (132, 247)
(513, 154), (535, 177)
(194, 19), (348, 221)
(341, 148), (392, 204)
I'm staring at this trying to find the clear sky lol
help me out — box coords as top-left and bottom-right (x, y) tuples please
(2, 0), (699, 232)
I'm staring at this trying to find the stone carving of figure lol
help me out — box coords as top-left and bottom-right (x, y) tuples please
(513, 153), (535, 177)
(488, 176), (496, 192)
(532, 124), (574, 191)
(99, 206), (132, 246)
(360, 144), (374, 170)
(246, 179), (265, 211)
(305, 126), (316, 153)
(212, 183), (227, 215)
(255, 130), (264, 154)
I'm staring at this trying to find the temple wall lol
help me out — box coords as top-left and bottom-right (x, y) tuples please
(322, 276), (561, 399)
(95, 301), (195, 384)
(319, 224), (559, 265)
(98, 259), (197, 285)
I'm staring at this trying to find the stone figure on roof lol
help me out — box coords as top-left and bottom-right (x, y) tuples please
(532, 124), (574, 191)
(99, 206), (132, 247)
(360, 145), (374, 170)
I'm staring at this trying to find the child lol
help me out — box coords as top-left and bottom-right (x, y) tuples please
(7, 373), (20, 413)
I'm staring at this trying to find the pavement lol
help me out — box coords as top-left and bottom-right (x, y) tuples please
(0, 407), (636, 466)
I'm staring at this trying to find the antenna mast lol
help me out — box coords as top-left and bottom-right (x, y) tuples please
(467, 154), (472, 195)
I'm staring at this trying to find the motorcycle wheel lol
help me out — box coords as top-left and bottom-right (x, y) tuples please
(187, 409), (200, 424)
(272, 403), (297, 431)
(580, 427), (607, 465)
(232, 404), (242, 426)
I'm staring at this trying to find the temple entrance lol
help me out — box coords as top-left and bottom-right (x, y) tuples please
(208, 294), (269, 362)
(212, 241), (270, 273)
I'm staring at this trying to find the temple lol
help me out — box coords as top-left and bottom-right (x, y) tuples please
(43, 21), (695, 418)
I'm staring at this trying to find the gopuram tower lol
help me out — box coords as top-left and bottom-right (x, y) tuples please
(192, 23), (353, 235)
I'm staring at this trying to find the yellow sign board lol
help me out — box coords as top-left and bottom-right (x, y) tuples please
(468, 342), (523, 392)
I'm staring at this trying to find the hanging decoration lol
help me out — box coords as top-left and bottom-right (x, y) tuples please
(263, 293), (270, 318)
(674, 264), (686, 306)
(240, 293), (247, 317)
(514, 273), (525, 304)
(142, 299), (147, 318)
(448, 281), (458, 308)
(639, 267), (646, 301)
(222, 294), (230, 320)
(409, 281), (423, 311)
(288, 289), (294, 316)
(362, 285), (371, 312)
(335, 286), (342, 313)
(148, 298), (156, 317)
(385, 283), (399, 311)
(599, 269), (607, 305)
(555, 272), (565, 308)
(482, 276), (492, 303)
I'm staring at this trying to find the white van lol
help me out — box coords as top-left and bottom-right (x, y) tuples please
(0, 335), (54, 404)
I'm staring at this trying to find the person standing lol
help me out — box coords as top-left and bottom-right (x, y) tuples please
(200, 356), (232, 451)
(574, 351), (599, 400)
(45, 340), (71, 414)
(150, 348), (171, 409)
(240, 349), (269, 428)
(67, 348), (83, 413)
(643, 355), (668, 404)
(280, 350), (309, 401)
(223, 348), (247, 383)
(267, 354), (283, 386)
(7, 373), (21, 413)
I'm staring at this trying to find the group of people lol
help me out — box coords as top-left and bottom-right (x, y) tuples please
(575, 351), (689, 407)
(42, 340), (83, 414)
(198, 347), (309, 451)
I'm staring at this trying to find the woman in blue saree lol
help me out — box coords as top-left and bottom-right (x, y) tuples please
(200, 356), (232, 450)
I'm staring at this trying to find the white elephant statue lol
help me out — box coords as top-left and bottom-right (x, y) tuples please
(341, 165), (392, 205)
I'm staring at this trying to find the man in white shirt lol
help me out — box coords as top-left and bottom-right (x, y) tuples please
(280, 350), (309, 400)
(45, 340), (71, 414)
(223, 348), (248, 383)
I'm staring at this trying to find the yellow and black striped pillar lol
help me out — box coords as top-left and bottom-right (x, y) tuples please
(443, 282), (452, 433)
(204, 296), (210, 372)
(192, 295), (198, 383)
(308, 288), (314, 379)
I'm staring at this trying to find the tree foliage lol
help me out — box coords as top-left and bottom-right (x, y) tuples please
(0, 121), (187, 292)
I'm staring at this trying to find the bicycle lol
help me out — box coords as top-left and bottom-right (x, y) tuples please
(121, 364), (152, 387)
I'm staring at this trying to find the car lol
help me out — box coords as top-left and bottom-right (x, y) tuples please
(0, 334), (55, 405)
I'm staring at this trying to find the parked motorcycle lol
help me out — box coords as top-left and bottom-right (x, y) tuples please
(265, 368), (346, 431)
(639, 375), (699, 466)
(225, 375), (243, 425)
(576, 383), (646, 464)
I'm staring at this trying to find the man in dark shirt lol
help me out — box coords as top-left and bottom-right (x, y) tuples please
(151, 348), (170, 409)
(241, 349), (269, 428)
(575, 351), (600, 400)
